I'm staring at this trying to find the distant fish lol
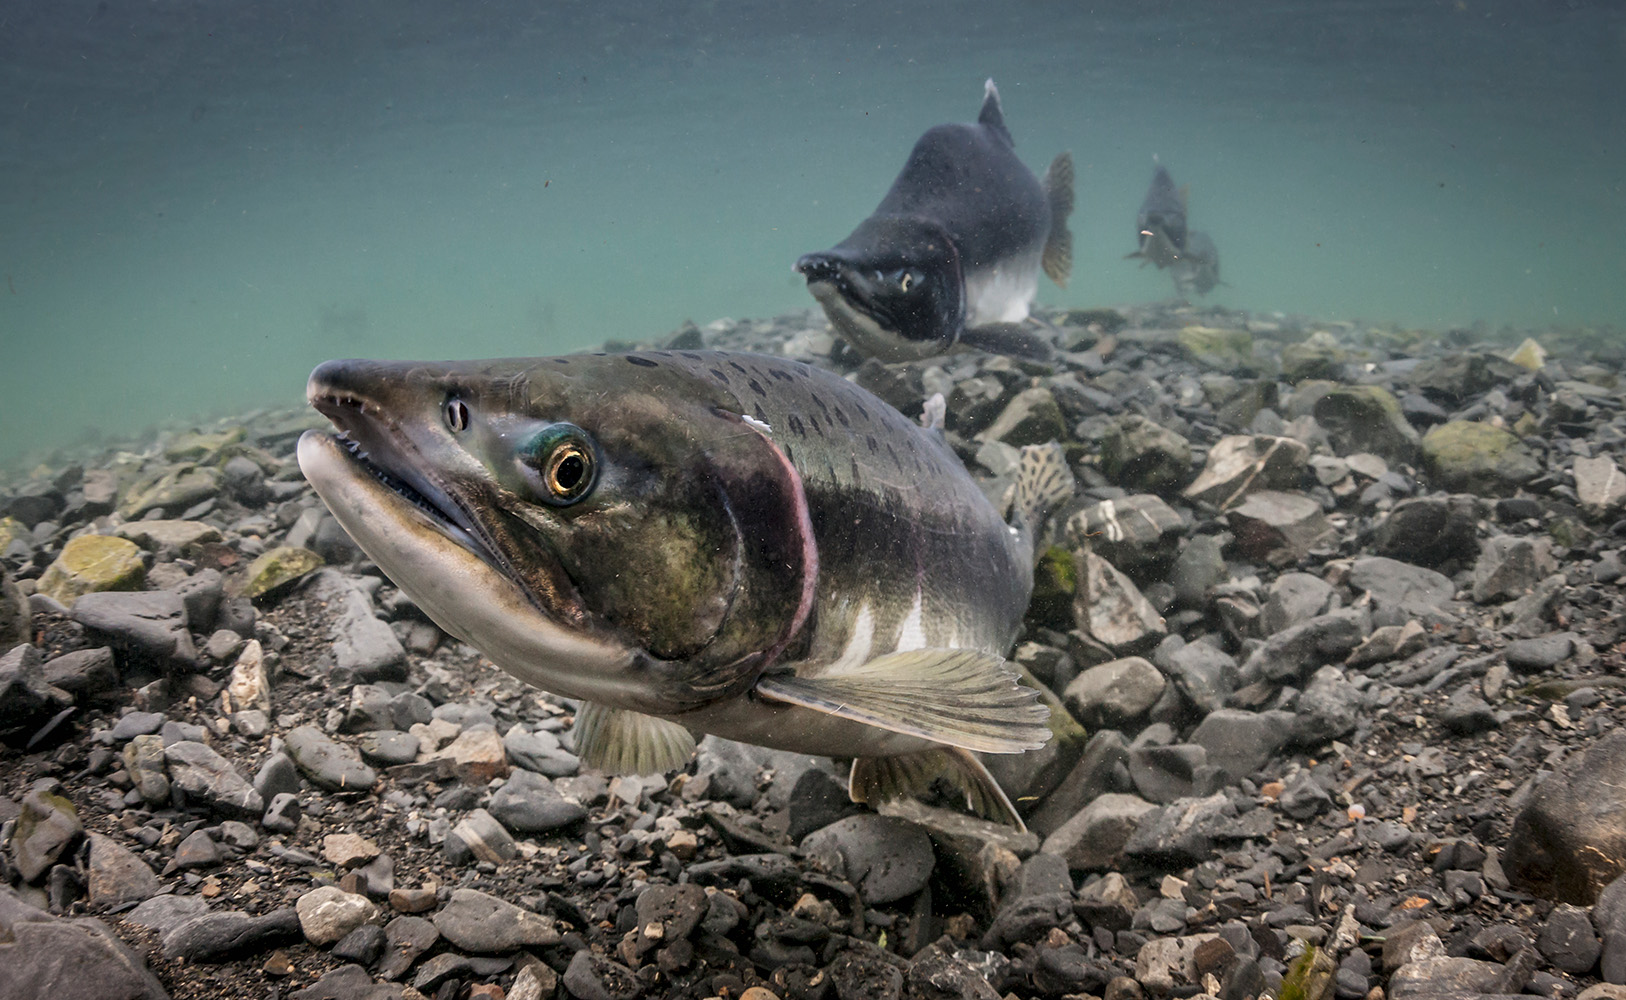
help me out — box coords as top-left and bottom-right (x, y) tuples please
(298, 351), (1075, 827)
(796, 79), (1074, 362)
(1127, 162), (1188, 270)
(1171, 230), (1221, 296)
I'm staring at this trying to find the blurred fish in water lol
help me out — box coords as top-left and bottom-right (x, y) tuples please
(298, 350), (1073, 827)
(1172, 230), (1221, 296)
(796, 79), (1073, 363)
(1127, 161), (1188, 270)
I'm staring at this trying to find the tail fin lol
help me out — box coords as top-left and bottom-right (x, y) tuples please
(1008, 442), (1074, 548)
(1042, 152), (1074, 287)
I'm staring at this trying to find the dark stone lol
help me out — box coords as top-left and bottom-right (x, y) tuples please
(1507, 729), (1626, 904)
(828, 948), (905, 1000)
(1190, 709), (1295, 781)
(378, 915), (439, 981)
(1438, 688), (1499, 735)
(1536, 903), (1600, 976)
(164, 740), (263, 819)
(562, 949), (643, 1000)
(41, 647), (119, 698)
(786, 766), (866, 841)
(486, 768), (586, 833)
(0, 885), (169, 1000)
(1277, 773), (1332, 820)
(1374, 495), (1480, 568)
(0, 645), (72, 745)
(331, 922), (388, 965)
(284, 725), (378, 793)
(161, 907), (303, 962)
(71, 591), (199, 669)
(1504, 633), (1575, 673)
(799, 815), (934, 906)
(982, 852), (1073, 951)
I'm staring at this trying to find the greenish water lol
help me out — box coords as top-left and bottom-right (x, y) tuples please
(2, 1), (1622, 466)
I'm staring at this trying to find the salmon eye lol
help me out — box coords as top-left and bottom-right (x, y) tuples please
(899, 271), (914, 292)
(519, 423), (598, 505)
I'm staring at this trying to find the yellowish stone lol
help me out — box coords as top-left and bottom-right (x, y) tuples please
(239, 546), (323, 600)
(1507, 337), (1547, 371)
(36, 535), (146, 604)
(117, 519), (223, 554)
(164, 426), (246, 462)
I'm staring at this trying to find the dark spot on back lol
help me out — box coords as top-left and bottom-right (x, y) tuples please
(809, 393), (830, 416)
(834, 407), (849, 428)
(552, 358), (570, 364)
(709, 368), (730, 383)
(788, 414), (806, 437)
(748, 379), (766, 397)
(754, 403), (769, 424)
(770, 369), (793, 382)
(729, 361), (748, 374)
(866, 435), (878, 453)
(681, 352), (704, 361)
(626, 356), (659, 368)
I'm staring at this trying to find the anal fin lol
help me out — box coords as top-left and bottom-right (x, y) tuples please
(572, 702), (697, 776)
(754, 648), (1051, 754)
(850, 747), (1025, 831)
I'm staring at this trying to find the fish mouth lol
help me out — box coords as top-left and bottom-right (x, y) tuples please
(305, 388), (496, 568)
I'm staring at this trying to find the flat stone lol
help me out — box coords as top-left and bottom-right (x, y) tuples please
(1473, 535), (1559, 605)
(1348, 556), (1454, 626)
(85, 833), (160, 909)
(1505, 633), (1575, 673)
(502, 725), (580, 777)
(1577, 456), (1626, 518)
(1041, 792), (1157, 872)
(41, 647), (119, 698)
(0, 885), (169, 1000)
(36, 535), (146, 605)
(238, 546), (323, 600)
(1100, 414), (1192, 493)
(0, 644), (72, 744)
(71, 590), (199, 669)
(1135, 933), (1221, 995)
(164, 740), (263, 819)
(800, 814), (934, 905)
(431, 888), (561, 953)
(296, 885), (381, 947)
(1227, 490), (1333, 565)
(284, 725), (377, 793)
(116, 519), (222, 555)
(378, 915), (439, 980)
(161, 907), (302, 962)
(358, 730), (420, 767)
(1063, 656), (1166, 729)
(1183, 434), (1309, 509)
(125, 893), (210, 934)
(1507, 729), (1626, 904)
(323, 833), (381, 869)
(429, 726), (509, 784)
(977, 387), (1067, 447)
(487, 769), (587, 833)
(1260, 572), (1333, 635)
(1190, 708), (1295, 780)
(307, 570), (406, 682)
(1072, 551), (1166, 654)
(12, 786), (82, 883)
(1066, 494), (1185, 574)
(447, 808), (518, 865)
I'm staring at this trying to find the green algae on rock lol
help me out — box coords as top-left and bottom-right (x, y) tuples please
(164, 426), (246, 463)
(1177, 325), (1253, 372)
(239, 546), (324, 600)
(1099, 414), (1192, 493)
(1421, 420), (1540, 496)
(36, 534), (146, 605)
(1310, 384), (1420, 466)
(120, 464), (223, 518)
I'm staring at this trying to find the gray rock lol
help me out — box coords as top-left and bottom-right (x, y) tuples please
(1277, 772), (1332, 820)
(110, 711), (166, 741)
(1594, 873), (1626, 984)
(1128, 743), (1207, 803)
(1072, 552), (1166, 654)
(689, 736), (765, 808)
(1135, 933), (1222, 996)
(1190, 709), (1295, 780)
(1041, 793), (1157, 872)
(982, 851), (1073, 950)
(1183, 434), (1309, 509)
(378, 915), (439, 981)
(1505, 633), (1575, 673)
(1157, 640), (1238, 715)
(1538, 903), (1601, 976)
(161, 907), (302, 962)
(905, 943), (1003, 1000)
(1240, 610), (1366, 684)
(293, 964), (387, 1000)
(173, 829), (222, 869)
(786, 765), (866, 842)
(1100, 414), (1192, 493)
(1312, 384), (1420, 465)
(171, 569), (223, 634)
(12, 786), (82, 883)
(331, 922), (387, 965)
(1507, 729), (1626, 904)
(1026, 729), (1131, 838)
(503, 725), (579, 777)
(85, 833), (159, 910)
(284, 725), (377, 792)
(1260, 572), (1334, 635)
(562, 949), (642, 1000)
(295, 885), (380, 947)
(0, 569), (29, 658)
(1438, 688), (1499, 734)
(432, 888), (561, 952)
(1063, 656), (1166, 729)
(222, 456), (270, 506)
(978, 387), (1066, 447)
(41, 647), (119, 698)
(0, 885), (169, 1000)
(446, 808), (518, 864)
(71, 590), (199, 669)
(307, 570), (406, 682)
(357, 729), (420, 767)
(1473, 536), (1559, 604)
(1123, 793), (1237, 869)
(341, 685), (395, 734)
(164, 740), (263, 819)
(1374, 495), (1479, 568)
(0, 644), (70, 744)
(252, 751), (301, 800)
(124, 734), (171, 807)
(1293, 665), (1362, 744)
(1226, 490), (1333, 565)
(1169, 533), (1227, 609)
(488, 769), (587, 833)
(124, 894), (209, 934)
(262, 792), (301, 834)
(801, 815), (935, 905)
(1575, 456), (1626, 518)
(1066, 494), (1184, 576)
(1347, 556), (1455, 626)
(1388, 956), (1507, 998)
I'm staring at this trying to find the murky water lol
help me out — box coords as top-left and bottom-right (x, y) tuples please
(2, 0), (1622, 466)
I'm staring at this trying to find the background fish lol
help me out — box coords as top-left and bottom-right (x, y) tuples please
(1127, 161), (1188, 270)
(1172, 229), (1222, 296)
(297, 350), (1073, 826)
(795, 79), (1073, 362)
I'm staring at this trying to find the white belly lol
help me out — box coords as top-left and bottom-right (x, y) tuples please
(964, 250), (1041, 326)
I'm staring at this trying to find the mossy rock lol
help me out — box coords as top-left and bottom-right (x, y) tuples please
(1099, 415), (1192, 493)
(1279, 944), (1335, 1000)
(1421, 420), (1541, 496)
(1280, 331), (1349, 383)
(120, 464), (223, 518)
(164, 426), (247, 463)
(1028, 545), (1077, 630)
(1177, 325), (1253, 372)
(240, 546), (324, 600)
(0, 516), (26, 551)
(36, 535), (146, 605)
(1312, 385), (1419, 465)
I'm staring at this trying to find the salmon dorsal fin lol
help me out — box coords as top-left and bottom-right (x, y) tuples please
(977, 78), (1013, 146)
(753, 648), (1050, 754)
(572, 702), (697, 775)
(850, 747), (1025, 831)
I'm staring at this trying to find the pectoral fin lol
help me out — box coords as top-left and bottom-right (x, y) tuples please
(572, 702), (697, 776)
(959, 322), (1055, 362)
(753, 648), (1051, 754)
(850, 747), (1025, 831)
